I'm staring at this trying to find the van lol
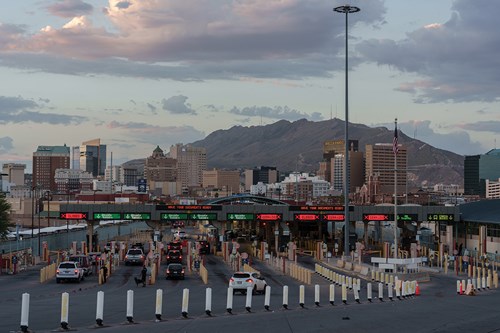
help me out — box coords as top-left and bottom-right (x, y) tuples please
(68, 254), (92, 276)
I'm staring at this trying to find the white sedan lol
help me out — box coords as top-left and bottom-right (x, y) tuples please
(229, 271), (267, 295)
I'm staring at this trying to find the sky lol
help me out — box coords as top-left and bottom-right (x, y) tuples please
(1, 0), (499, 172)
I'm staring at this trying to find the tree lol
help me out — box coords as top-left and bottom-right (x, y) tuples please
(0, 196), (12, 239)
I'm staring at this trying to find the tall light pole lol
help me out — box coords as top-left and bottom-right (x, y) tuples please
(334, 4), (360, 256)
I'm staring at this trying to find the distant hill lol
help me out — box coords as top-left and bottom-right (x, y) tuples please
(124, 118), (464, 187)
(190, 118), (464, 187)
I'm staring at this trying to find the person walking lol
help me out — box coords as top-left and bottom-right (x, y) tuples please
(140, 265), (147, 287)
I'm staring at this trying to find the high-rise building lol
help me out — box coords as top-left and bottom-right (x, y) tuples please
(145, 146), (177, 182)
(318, 139), (359, 183)
(54, 168), (93, 193)
(170, 143), (207, 194)
(331, 151), (364, 193)
(203, 169), (240, 194)
(2, 163), (26, 186)
(33, 145), (71, 192)
(365, 143), (407, 194)
(74, 139), (107, 177)
(244, 166), (279, 191)
(464, 149), (500, 197)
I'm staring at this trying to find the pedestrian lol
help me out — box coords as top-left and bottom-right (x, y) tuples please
(101, 265), (107, 283)
(141, 265), (148, 287)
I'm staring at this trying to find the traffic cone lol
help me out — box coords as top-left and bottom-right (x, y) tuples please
(415, 282), (420, 296)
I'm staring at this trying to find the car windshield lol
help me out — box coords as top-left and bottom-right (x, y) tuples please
(59, 263), (77, 269)
(169, 251), (180, 255)
(168, 264), (182, 269)
(128, 249), (143, 255)
(233, 273), (250, 279)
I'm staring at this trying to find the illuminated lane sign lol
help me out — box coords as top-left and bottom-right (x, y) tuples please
(427, 214), (454, 222)
(156, 205), (222, 211)
(256, 214), (282, 221)
(322, 214), (345, 221)
(398, 214), (418, 221)
(294, 214), (320, 221)
(161, 213), (189, 220)
(123, 213), (151, 220)
(189, 213), (217, 220)
(363, 214), (390, 222)
(93, 213), (121, 220)
(60, 212), (87, 220)
(227, 213), (254, 221)
(289, 206), (345, 211)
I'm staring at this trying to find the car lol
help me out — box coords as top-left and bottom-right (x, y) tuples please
(167, 241), (182, 251)
(197, 240), (210, 255)
(88, 252), (104, 266)
(131, 242), (145, 252)
(104, 242), (119, 253)
(172, 221), (185, 228)
(56, 261), (84, 283)
(173, 230), (187, 239)
(166, 250), (182, 264)
(165, 263), (185, 280)
(68, 254), (92, 276)
(229, 271), (267, 295)
(125, 248), (146, 266)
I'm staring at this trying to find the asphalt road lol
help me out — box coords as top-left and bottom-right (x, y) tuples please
(2, 251), (499, 333)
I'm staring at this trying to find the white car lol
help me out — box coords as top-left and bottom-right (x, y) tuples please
(229, 271), (267, 295)
(173, 230), (187, 239)
(56, 261), (84, 283)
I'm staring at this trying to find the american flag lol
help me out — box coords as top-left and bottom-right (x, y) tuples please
(393, 125), (399, 155)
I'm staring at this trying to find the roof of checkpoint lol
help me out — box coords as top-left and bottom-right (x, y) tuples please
(459, 199), (500, 225)
(202, 194), (289, 205)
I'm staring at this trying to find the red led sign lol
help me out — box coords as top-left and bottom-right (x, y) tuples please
(60, 213), (87, 220)
(294, 214), (320, 221)
(322, 214), (345, 221)
(363, 214), (390, 221)
(256, 214), (282, 221)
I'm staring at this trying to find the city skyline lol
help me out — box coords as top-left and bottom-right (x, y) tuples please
(1, 0), (499, 170)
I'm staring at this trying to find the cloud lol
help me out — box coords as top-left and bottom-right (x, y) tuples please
(106, 120), (205, 145)
(458, 121), (500, 134)
(146, 103), (157, 114)
(45, 0), (94, 18)
(382, 120), (483, 155)
(0, 96), (87, 125)
(357, 0), (500, 103)
(0, 137), (14, 153)
(0, 0), (386, 80)
(161, 95), (196, 115)
(230, 105), (324, 122)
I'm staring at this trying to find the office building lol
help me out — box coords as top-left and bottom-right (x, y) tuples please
(170, 143), (207, 194)
(331, 151), (364, 193)
(464, 149), (500, 197)
(203, 169), (240, 195)
(54, 168), (93, 193)
(365, 143), (407, 194)
(73, 139), (107, 177)
(33, 145), (71, 192)
(318, 139), (359, 183)
(244, 166), (279, 191)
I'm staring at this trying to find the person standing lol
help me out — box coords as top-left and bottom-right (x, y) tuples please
(141, 265), (147, 287)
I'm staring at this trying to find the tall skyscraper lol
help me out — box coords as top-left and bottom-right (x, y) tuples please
(244, 166), (279, 191)
(365, 143), (407, 194)
(33, 145), (71, 192)
(74, 139), (107, 177)
(464, 149), (500, 197)
(170, 143), (207, 194)
(318, 139), (359, 183)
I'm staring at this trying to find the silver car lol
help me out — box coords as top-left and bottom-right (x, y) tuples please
(229, 271), (267, 295)
(56, 261), (84, 283)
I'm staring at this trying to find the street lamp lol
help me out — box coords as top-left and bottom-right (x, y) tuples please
(334, 4), (360, 256)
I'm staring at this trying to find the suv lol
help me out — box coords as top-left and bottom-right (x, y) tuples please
(165, 263), (185, 280)
(68, 254), (92, 276)
(125, 248), (145, 266)
(167, 241), (182, 251)
(56, 261), (84, 283)
(166, 250), (182, 264)
(229, 272), (267, 295)
(197, 240), (210, 255)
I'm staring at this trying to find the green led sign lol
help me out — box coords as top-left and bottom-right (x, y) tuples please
(189, 213), (217, 220)
(161, 213), (189, 220)
(123, 213), (151, 220)
(427, 214), (454, 222)
(93, 213), (121, 220)
(227, 213), (254, 220)
(397, 214), (417, 221)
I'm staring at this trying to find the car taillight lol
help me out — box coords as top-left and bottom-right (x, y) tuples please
(125, 255), (129, 259)
(246, 278), (253, 283)
(56, 269), (60, 273)
(230, 278), (234, 283)
(74, 269), (79, 274)
(181, 269), (185, 273)
(179, 255), (182, 259)
(166, 270), (170, 273)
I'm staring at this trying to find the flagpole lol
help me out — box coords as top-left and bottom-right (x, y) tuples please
(393, 118), (398, 259)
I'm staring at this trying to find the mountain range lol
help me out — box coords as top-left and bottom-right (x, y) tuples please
(125, 118), (464, 187)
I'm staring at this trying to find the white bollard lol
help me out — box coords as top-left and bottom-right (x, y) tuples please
(181, 288), (189, 318)
(388, 283), (393, 301)
(227, 287), (234, 314)
(354, 284), (360, 304)
(264, 286), (271, 311)
(456, 280), (461, 294)
(245, 286), (253, 312)
(367, 283), (372, 302)
(20, 293), (30, 333)
(126, 290), (134, 323)
(60, 292), (70, 330)
(378, 282), (384, 302)
(482, 276), (486, 291)
(329, 284), (335, 305)
(396, 280), (401, 300)
(342, 284), (347, 304)
(348, 276), (353, 290)
(283, 285), (289, 309)
(299, 285), (305, 308)
(205, 288), (212, 316)
(155, 289), (163, 321)
(96, 291), (104, 326)
(315, 284), (320, 306)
